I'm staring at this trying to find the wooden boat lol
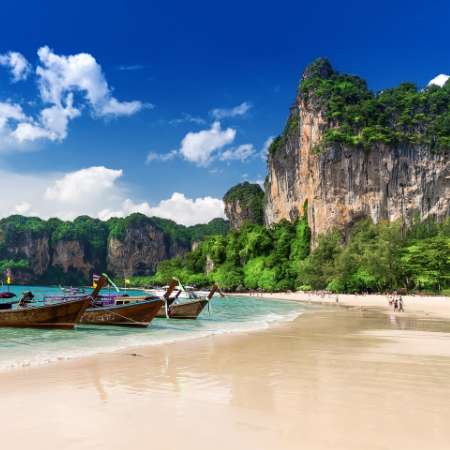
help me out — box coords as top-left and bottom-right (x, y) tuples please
(0, 296), (91, 329)
(155, 282), (219, 319)
(157, 298), (210, 319)
(0, 275), (108, 329)
(80, 298), (164, 327)
(99, 280), (219, 320)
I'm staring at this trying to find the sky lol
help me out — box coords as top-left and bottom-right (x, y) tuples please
(0, 0), (449, 225)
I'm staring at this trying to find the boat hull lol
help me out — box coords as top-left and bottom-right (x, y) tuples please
(156, 299), (209, 319)
(80, 299), (164, 327)
(0, 298), (91, 329)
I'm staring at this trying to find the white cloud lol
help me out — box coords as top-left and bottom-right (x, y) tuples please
(0, 46), (148, 150)
(36, 46), (145, 117)
(0, 166), (224, 225)
(45, 166), (123, 204)
(179, 121), (236, 166)
(145, 149), (178, 164)
(14, 201), (32, 215)
(0, 51), (31, 82)
(0, 101), (38, 151)
(211, 101), (252, 119)
(99, 193), (225, 226)
(260, 136), (274, 160)
(428, 74), (450, 87)
(220, 143), (255, 161)
(11, 123), (54, 142)
(0, 101), (28, 127)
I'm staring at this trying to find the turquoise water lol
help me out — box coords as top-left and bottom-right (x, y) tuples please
(0, 286), (305, 371)
(1, 285), (145, 303)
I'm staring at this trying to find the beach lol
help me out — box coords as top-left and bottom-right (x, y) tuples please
(1, 297), (450, 450)
(241, 291), (450, 319)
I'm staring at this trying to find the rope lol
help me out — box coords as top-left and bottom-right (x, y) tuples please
(91, 307), (143, 325)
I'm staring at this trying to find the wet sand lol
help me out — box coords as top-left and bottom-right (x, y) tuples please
(1, 307), (450, 450)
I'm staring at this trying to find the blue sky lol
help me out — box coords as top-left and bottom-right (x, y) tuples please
(0, 0), (449, 224)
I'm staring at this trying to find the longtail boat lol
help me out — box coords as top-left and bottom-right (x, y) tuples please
(0, 276), (108, 329)
(45, 275), (164, 327)
(0, 295), (91, 329)
(155, 281), (219, 319)
(80, 298), (163, 327)
(97, 280), (220, 320)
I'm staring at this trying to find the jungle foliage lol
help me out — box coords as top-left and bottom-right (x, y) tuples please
(149, 216), (449, 294)
(269, 58), (450, 156)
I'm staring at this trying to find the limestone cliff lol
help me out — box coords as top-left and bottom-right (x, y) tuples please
(52, 240), (95, 279)
(265, 59), (450, 242)
(223, 182), (264, 229)
(0, 214), (227, 283)
(107, 219), (184, 277)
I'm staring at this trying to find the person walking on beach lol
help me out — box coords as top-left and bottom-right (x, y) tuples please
(398, 296), (404, 312)
(394, 298), (398, 312)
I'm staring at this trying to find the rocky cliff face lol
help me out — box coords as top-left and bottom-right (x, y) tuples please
(265, 60), (450, 243)
(0, 214), (227, 283)
(107, 222), (185, 277)
(52, 240), (95, 279)
(223, 182), (264, 229)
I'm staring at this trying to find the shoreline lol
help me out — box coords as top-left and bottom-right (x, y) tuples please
(233, 291), (450, 320)
(1, 306), (450, 449)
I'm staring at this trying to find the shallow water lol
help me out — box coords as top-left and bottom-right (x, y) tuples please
(0, 288), (305, 371)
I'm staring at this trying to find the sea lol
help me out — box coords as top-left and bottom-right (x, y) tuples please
(0, 285), (305, 372)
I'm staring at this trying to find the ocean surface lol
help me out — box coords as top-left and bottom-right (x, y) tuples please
(0, 285), (305, 371)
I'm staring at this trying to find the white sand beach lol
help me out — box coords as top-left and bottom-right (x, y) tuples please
(1, 299), (450, 450)
(240, 291), (450, 319)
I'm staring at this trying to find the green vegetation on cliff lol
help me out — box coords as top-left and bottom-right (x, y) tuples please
(149, 210), (311, 290)
(223, 182), (265, 226)
(299, 58), (450, 152)
(149, 216), (449, 294)
(0, 214), (229, 283)
(269, 57), (450, 156)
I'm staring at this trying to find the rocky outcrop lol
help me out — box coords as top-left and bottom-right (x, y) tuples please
(265, 59), (450, 243)
(107, 226), (170, 277)
(223, 182), (264, 229)
(0, 214), (228, 283)
(52, 240), (95, 278)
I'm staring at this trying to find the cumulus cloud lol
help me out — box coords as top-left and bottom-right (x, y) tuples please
(45, 166), (123, 204)
(99, 193), (225, 226)
(0, 51), (31, 82)
(0, 166), (224, 225)
(0, 46), (148, 151)
(220, 143), (255, 162)
(211, 101), (252, 119)
(0, 101), (38, 151)
(179, 121), (236, 166)
(428, 74), (450, 87)
(36, 46), (145, 117)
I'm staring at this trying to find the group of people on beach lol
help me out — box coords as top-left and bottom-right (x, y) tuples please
(388, 293), (404, 312)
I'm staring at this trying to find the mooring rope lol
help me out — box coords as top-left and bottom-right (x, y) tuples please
(94, 307), (144, 325)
